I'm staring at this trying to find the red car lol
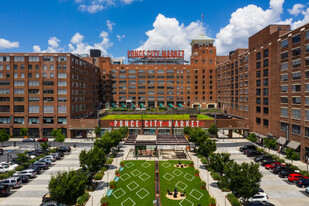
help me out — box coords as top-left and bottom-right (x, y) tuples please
(288, 173), (309, 182)
(37, 138), (48, 142)
(265, 162), (281, 170)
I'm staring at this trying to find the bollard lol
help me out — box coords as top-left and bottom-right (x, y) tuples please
(14, 141), (16, 147)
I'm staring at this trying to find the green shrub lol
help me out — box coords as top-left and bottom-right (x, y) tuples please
(15, 166), (25, 171)
(210, 171), (221, 181)
(209, 196), (216, 205)
(201, 157), (207, 164)
(200, 181), (206, 188)
(100, 196), (109, 204)
(109, 154), (116, 158)
(94, 173), (104, 180)
(109, 180), (116, 187)
(0, 173), (9, 180)
(197, 154), (202, 158)
(286, 163), (299, 170)
(300, 170), (309, 178)
(29, 159), (36, 164)
(188, 161), (194, 166)
(120, 161), (125, 166)
(49, 148), (57, 153)
(226, 193), (241, 206)
(194, 169), (200, 175)
(76, 192), (89, 206)
(106, 158), (113, 164)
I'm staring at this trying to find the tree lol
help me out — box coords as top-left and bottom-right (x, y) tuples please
(119, 126), (128, 138)
(285, 148), (300, 165)
(0, 129), (9, 146)
(208, 124), (218, 138)
(94, 126), (101, 138)
(51, 129), (65, 145)
(223, 162), (262, 202)
(263, 138), (277, 150)
(247, 133), (257, 142)
(16, 152), (30, 163)
(20, 127), (29, 137)
(79, 147), (106, 174)
(48, 170), (87, 205)
(208, 153), (231, 175)
(94, 133), (114, 154)
(189, 127), (207, 145)
(41, 141), (50, 151)
(184, 126), (192, 136)
(196, 138), (216, 158)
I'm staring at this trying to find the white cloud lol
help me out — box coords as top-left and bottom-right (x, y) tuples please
(215, 0), (285, 54)
(76, 0), (139, 13)
(288, 3), (305, 16)
(137, 14), (205, 60)
(32, 36), (62, 53)
(117, 34), (125, 41)
(71, 32), (84, 44)
(120, 0), (138, 4)
(291, 8), (309, 29)
(106, 20), (116, 32)
(0, 38), (19, 49)
(69, 31), (113, 55)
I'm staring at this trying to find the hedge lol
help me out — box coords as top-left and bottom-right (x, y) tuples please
(226, 193), (241, 206)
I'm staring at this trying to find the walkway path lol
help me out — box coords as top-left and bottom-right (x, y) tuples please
(86, 147), (130, 206)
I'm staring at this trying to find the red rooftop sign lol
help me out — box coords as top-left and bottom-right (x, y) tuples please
(127, 50), (184, 59)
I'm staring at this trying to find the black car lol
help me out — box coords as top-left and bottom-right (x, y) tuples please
(247, 150), (262, 157)
(19, 175), (29, 183)
(278, 168), (295, 178)
(28, 165), (42, 174)
(254, 155), (272, 162)
(245, 201), (266, 206)
(33, 162), (49, 170)
(0, 185), (10, 197)
(0, 149), (4, 155)
(240, 145), (256, 152)
(57, 147), (71, 153)
(273, 165), (287, 174)
(261, 159), (275, 166)
(296, 178), (309, 188)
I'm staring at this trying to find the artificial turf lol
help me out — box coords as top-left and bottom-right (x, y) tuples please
(159, 160), (210, 206)
(108, 160), (155, 206)
(101, 114), (213, 120)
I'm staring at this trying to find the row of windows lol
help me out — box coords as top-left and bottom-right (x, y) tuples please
(281, 84), (309, 92)
(0, 117), (67, 125)
(0, 56), (68, 62)
(281, 122), (309, 137)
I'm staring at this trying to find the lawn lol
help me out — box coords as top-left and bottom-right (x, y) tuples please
(159, 160), (210, 206)
(108, 160), (155, 206)
(101, 114), (213, 120)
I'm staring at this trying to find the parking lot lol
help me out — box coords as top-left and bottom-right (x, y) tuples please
(0, 148), (83, 206)
(217, 139), (309, 206)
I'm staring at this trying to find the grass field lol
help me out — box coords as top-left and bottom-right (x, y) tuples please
(159, 160), (210, 206)
(108, 161), (155, 206)
(101, 114), (213, 120)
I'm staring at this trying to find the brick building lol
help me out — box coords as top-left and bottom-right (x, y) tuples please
(217, 23), (309, 162)
(84, 35), (218, 109)
(0, 53), (100, 138)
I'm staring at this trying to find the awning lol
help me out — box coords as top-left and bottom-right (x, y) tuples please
(286, 140), (301, 150)
(277, 137), (287, 145)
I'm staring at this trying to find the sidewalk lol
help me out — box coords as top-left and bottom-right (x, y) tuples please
(86, 146), (130, 206)
(187, 151), (231, 206)
(7, 137), (94, 143)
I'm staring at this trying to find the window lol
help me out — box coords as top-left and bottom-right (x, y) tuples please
(306, 30), (309, 39)
(256, 98), (261, 105)
(292, 34), (301, 44)
(263, 59), (269, 67)
(43, 105), (54, 113)
(0, 97), (10, 102)
(14, 117), (24, 124)
(263, 119), (269, 127)
(43, 89), (54, 94)
(281, 39), (288, 48)
(29, 105), (39, 113)
(58, 81), (67, 86)
(43, 81), (54, 86)
(292, 84), (301, 92)
(0, 56), (9, 62)
(14, 89), (24, 94)
(29, 81), (39, 86)
(281, 74), (288, 81)
(306, 97), (309, 105)
(292, 72), (301, 80)
(281, 97), (288, 104)
(29, 97), (39, 102)
(0, 89), (10, 94)
(58, 89), (67, 95)
(29, 117), (39, 124)
(263, 49), (269, 58)
(292, 59), (301, 68)
(14, 56), (24, 62)
(58, 117), (67, 124)
(292, 48), (301, 56)
(306, 84), (309, 92)
(58, 73), (67, 78)
(281, 108), (288, 117)
(58, 97), (67, 102)
(43, 56), (54, 61)
(263, 88), (269, 95)
(43, 97), (54, 102)
(256, 62), (261, 69)
(292, 97), (301, 104)
(281, 62), (288, 71)
(292, 109), (301, 119)
(14, 105), (24, 113)
(43, 117), (54, 124)
(256, 106), (261, 113)
(256, 118), (261, 124)
(292, 124), (301, 135)
(306, 111), (309, 121)
(58, 105), (67, 113)
(281, 122), (288, 131)
(263, 98), (269, 105)
(58, 56), (67, 62)
(256, 52), (261, 60)
(281, 52), (288, 60)
(263, 79), (268, 86)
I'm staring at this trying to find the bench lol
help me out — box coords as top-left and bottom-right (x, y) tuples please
(106, 188), (113, 197)
(119, 167), (124, 172)
(114, 176), (120, 182)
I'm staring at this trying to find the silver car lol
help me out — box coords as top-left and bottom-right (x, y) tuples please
(13, 169), (37, 178)
(0, 177), (22, 189)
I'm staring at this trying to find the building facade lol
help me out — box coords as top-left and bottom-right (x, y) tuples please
(0, 53), (100, 138)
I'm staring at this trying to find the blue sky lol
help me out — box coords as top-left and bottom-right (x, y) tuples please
(0, 0), (308, 60)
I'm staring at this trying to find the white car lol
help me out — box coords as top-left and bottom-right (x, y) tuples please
(248, 192), (269, 204)
(0, 165), (8, 173)
(13, 169), (37, 178)
(0, 162), (18, 171)
(43, 155), (56, 162)
(306, 186), (309, 194)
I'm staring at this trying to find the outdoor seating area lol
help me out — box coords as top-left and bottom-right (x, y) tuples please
(173, 161), (188, 168)
(138, 149), (156, 156)
(166, 188), (186, 200)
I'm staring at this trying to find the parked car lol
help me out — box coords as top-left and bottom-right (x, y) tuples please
(42, 192), (52, 202)
(38, 158), (52, 165)
(0, 165), (8, 173)
(37, 138), (48, 142)
(296, 178), (309, 188)
(22, 138), (35, 142)
(247, 150), (262, 157)
(13, 169), (37, 178)
(0, 149), (4, 155)
(19, 175), (29, 183)
(248, 192), (269, 204)
(244, 148), (257, 155)
(50, 153), (61, 160)
(40, 200), (67, 206)
(0, 177), (22, 189)
(265, 162), (281, 170)
(273, 165), (287, 174)
(43, 155), (56, 162)
(28, 164), (42, 174)
(57, 146), (71, 153)
(240, 145), (256, 152)
(0, 162), (19, 171)
(260, 159), (274, 166)
(306, 186), (309, 194)
(288, 173), (309, 183)
(33, 162), (49, 170)
(245, 201), (266, 206)
(254, 155), (272, 162)
(0, 185), (10, 197)
(278, 168), (296, 178)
